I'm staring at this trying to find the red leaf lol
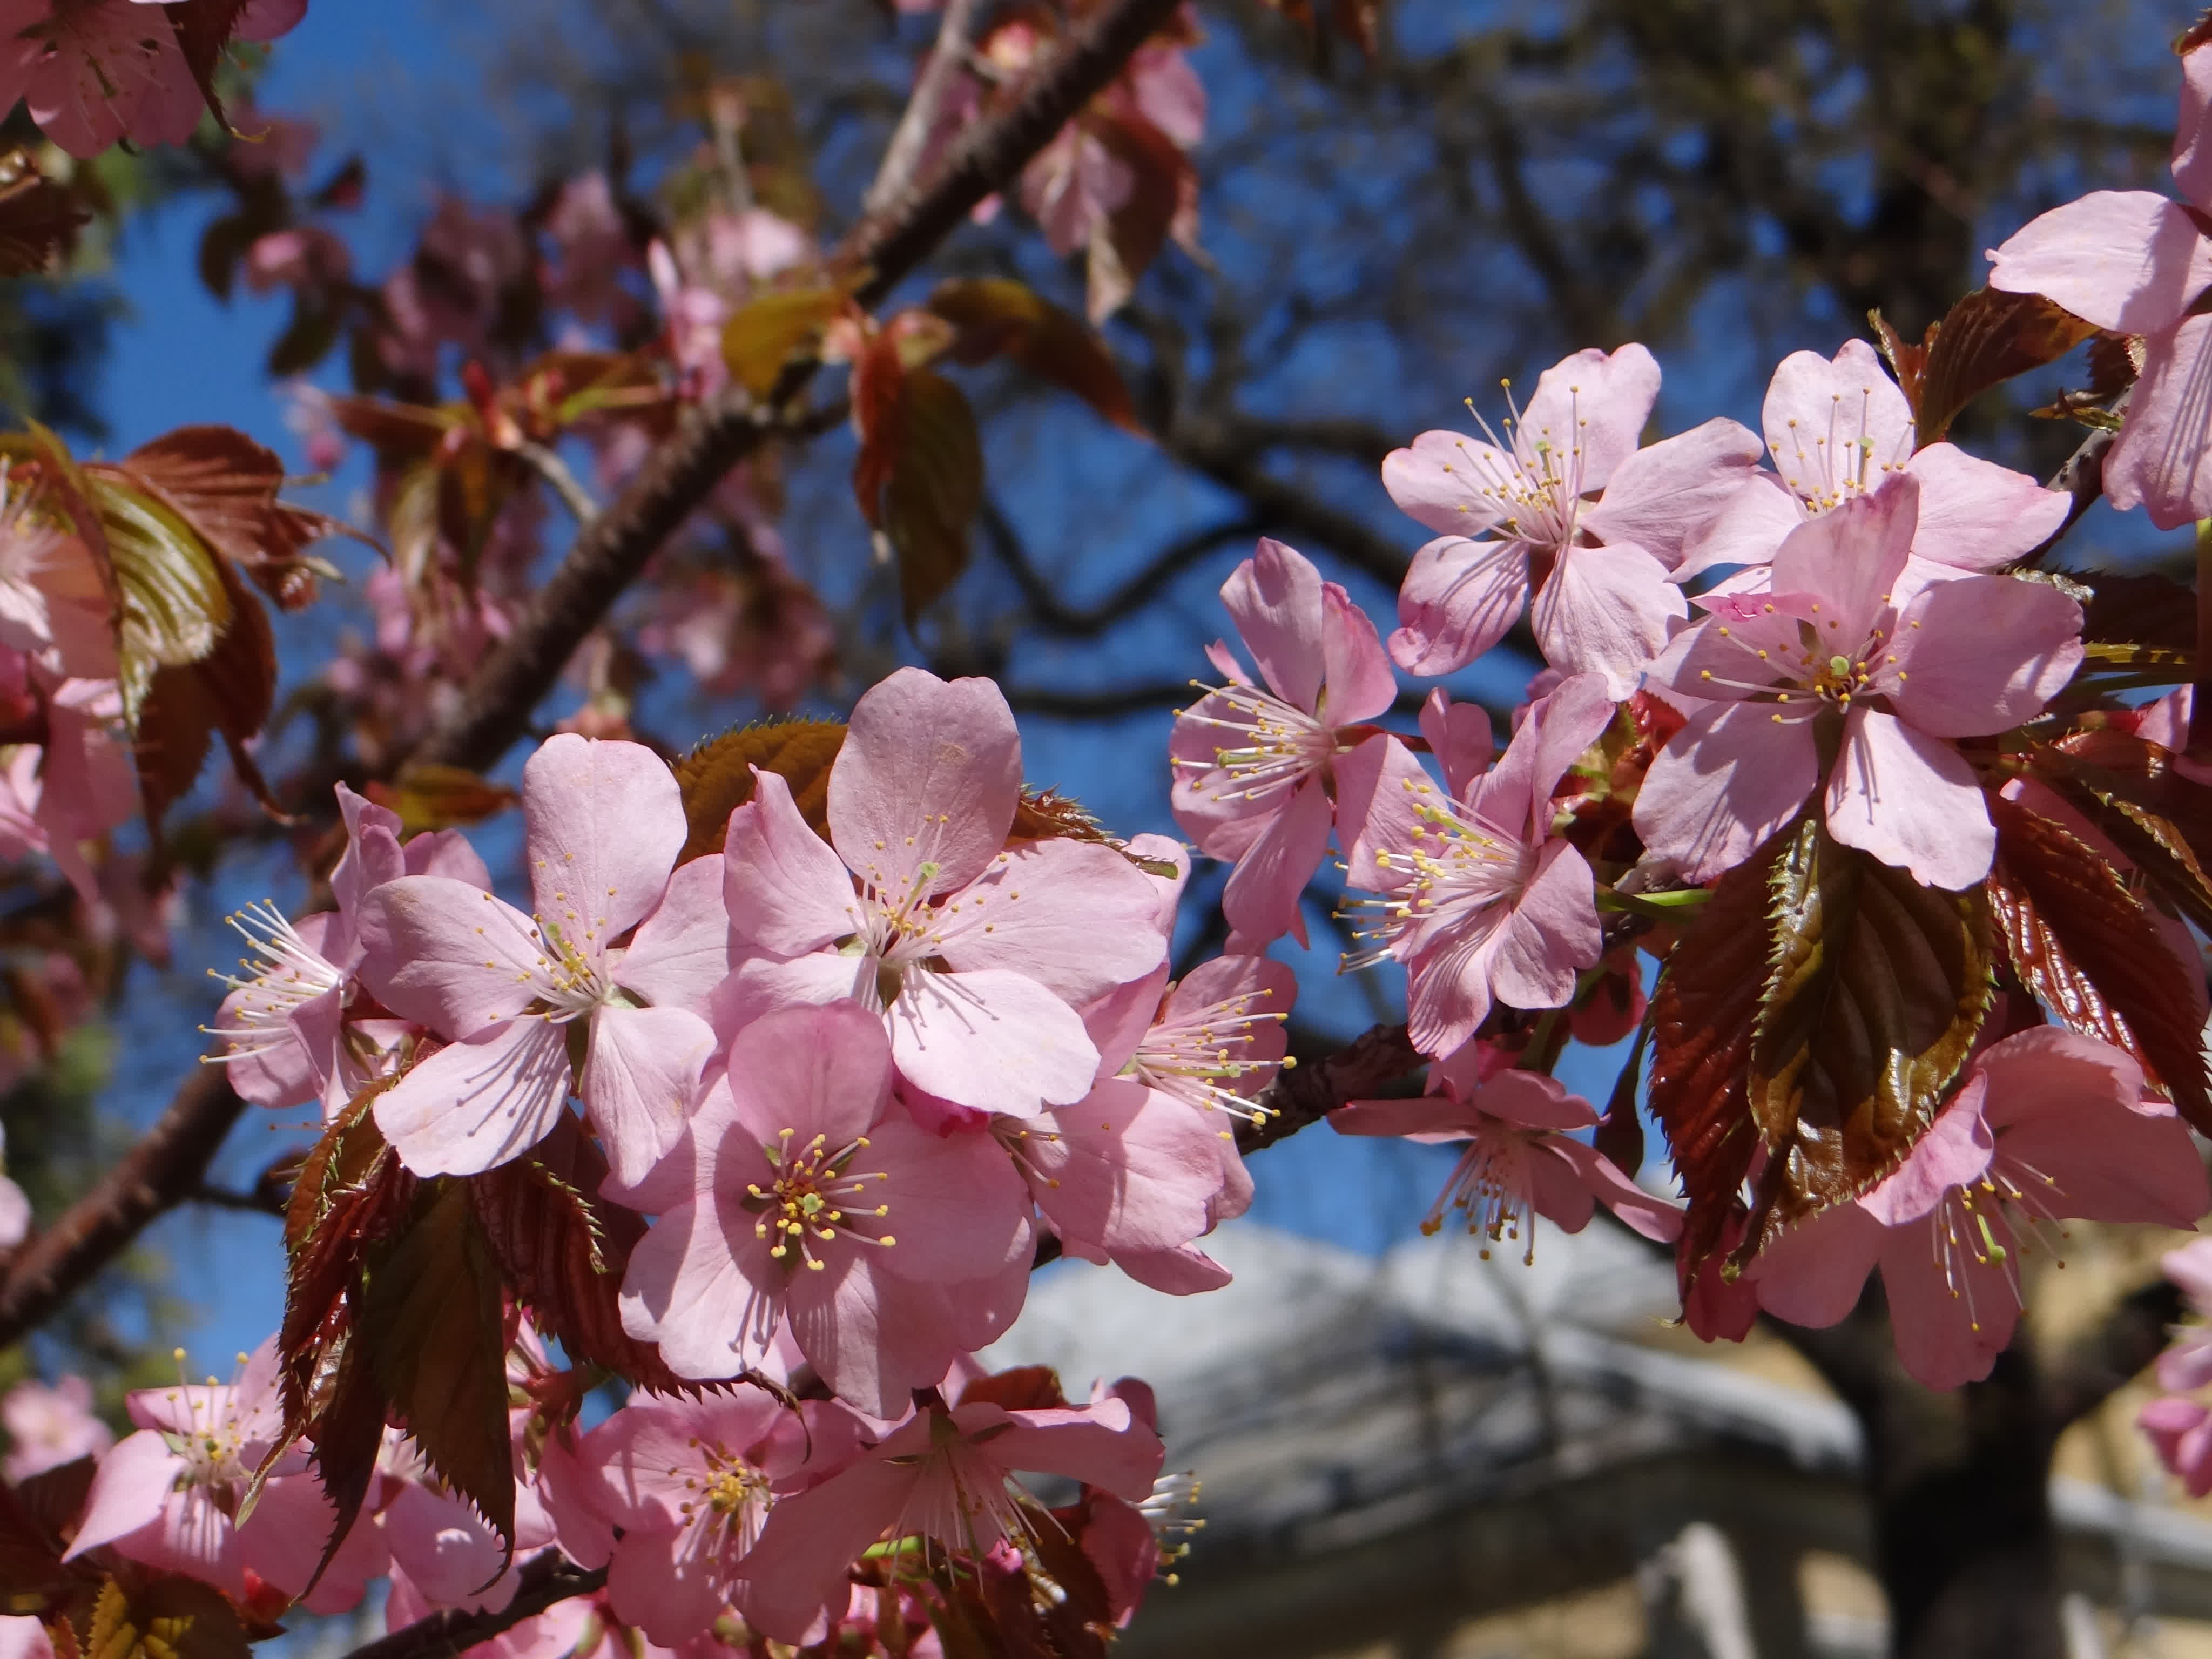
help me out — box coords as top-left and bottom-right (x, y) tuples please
(924, 279), (1142, 432)
(122, 424), (354, 611)
(1871, 287), (2097, 446)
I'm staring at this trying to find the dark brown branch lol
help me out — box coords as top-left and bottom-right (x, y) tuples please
(2042, 1273), (2186, 1432)
(1237, 1022), (1423, 1157)
(981, 499), (1264, 638)
(862, 0), (989, 218)
(415, 0), (1187, 775)
(343, 1557), (608, 1659)
(2019, 412), (2121, 569)
(1001, 680), (1191, 719)
(0, 1067), (247, 1349)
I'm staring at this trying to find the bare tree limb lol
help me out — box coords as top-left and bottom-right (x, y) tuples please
(2042, 1273), (2186, 1432)
(982, 500), (1263, 637)
(2019, 410), (2122, 569)
(342, 1557), (608, 1659)
(1001, 680), (1190, 718)
(1237, 1022), (1423, 1156)
(862, 0), (989, 217)
(414, 0), (1187, 775)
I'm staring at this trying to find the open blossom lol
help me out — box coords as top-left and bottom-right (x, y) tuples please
(1755, 1029), (2208, 1389)
(1169, 538), (1397, 947)
(1381, 345), (1764, 692)
(736, 1388), (1165, 1644)
(2141, 1239), (2212, 1495)
(721, 667), (1165, 1119)
(66, 1341), (387, 1613)
(2, 1374), (110, 1480)
(1674, 339), (2071, 579)
(619, 1003), (1034, 1417)
(574, 1386), (821, 1644)
(356, 734), (725, 1184)
(1634, 475), (2082, 889)
(1332, 1069), (1680, 1260)
(1989, 43), (2212, 528)
(1336, 675), (1616, 1058)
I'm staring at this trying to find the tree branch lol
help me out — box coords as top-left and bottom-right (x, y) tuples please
(2019, 412), (2122, 569)
(981, 499), (1263, 638)
(1236, 1022), (1423, 1156)
(861, 0), (989, 218)
(2042, 1273), (2185, 1432)
(342, 1557), (608, 1659)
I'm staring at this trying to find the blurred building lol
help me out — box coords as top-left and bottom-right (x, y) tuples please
(988, 1222), (2212, 1659)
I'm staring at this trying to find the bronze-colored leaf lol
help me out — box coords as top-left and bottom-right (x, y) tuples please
(1988, 793), (2212, 1132)
(878, 368), (983, 625)
(0, 1479), (80, 1611)
(1745, 820), (1993, 1238)
(362, 1180), (515, 1560)
(670, 718), (847, 863)
(0, 158), (86, 278)
(159, 0), (254, 134)
(1646, 835), (1785, 1279)
(133, 561), (278, 830)
(122, 424), (354, 612)
(925, 279), (1141, 432)
(2033, 731), (2212, 931)
(365, 763), (518, 836)
(955, 1366), (1068, 1413)
(1874, 287), (2097, 447)
(720, 287), (849, 402)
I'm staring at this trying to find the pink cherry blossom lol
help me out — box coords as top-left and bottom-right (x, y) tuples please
(1755, 1029), (2207, 1389)
(1332, 1068), (1680, 1259)
(0, 470), (113, 679)
(2, 1374), (111, 1480)
(1381, 345), (1765, 692)
(1335, 675), (1616, 1057)
(574, 1386), (821, 1644)
(1675, 340), (2071, 579)
(737, 1390), (1164, 1644)
(721, 667), (1165, 1119)
(618, 1002), (1034, 1417)
(356, 735), (724, 1183)
(0, 0), (201, 158)
(67, 1341), (387, 1613)
(1169, 538), (1397, 947)
(1634, 475), (2082, 889)
(1988, 45), (2212, 528)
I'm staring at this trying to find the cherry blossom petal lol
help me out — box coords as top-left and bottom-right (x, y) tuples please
(1220, 538), (1328, 711)
(354, 876), (549, 1036)
(1319, 579), (1398, 725)
(889, 966), (1102, 1117)
(524, 734), (686, 943)
(1882, 576), (2082, 737)
(935, 839), (1166, 1003)
(787, 1254), (976, 1417)
(739, 1461), (916, 1644)
(64, 1430), (181, 1559)
(1877, 1216), (2019, 1390)
(1752, 1203), (1884, 1328)
(1770, 473), (1917, 635)
(2179, 45), (2212, 207)
(1673, 472), (1806, 581)
(2106, 312), (2212, 529)
(1389, 535), (1530, 677)
(1824, 707), (1994, 890)
(1581, 416), (1768, 567)
(829, 667), (1021, 896)
(1419, 690), (1493, 800)
(373, 1019), (575, 1177)
(1334, 732), (1434, 894)
(1524, 1140), (1599, 1233)
(615, 853), (731, 1014)
(1019, 1079), (1232, 1259)
(1489, 840), (1600, 1011)
(1404, 916), (1510, 1057)
(1633, 700), (1820, 884)
(1521, 343), (1662, 493)
(1550, 1137), (1683, 1242)
(1215, 774), (1331, 948)
(1112, 1243), (1233, 1293)
(584, 1004), (714, 1190)
(988, 1401), (1161, 1502)
(1760, 340), (1916, 503)
(1530, 541), (1685, 697)
(618, 1196), (766, 1380)
(1988, 191), (2212, 334)
(1466, 672), (1616, 844)
(1859, 1090), (1994, 1227)
(1381, 429), (1516, 538)
(722, 771), (864, 957)
(861, 1114), (1031, 1283)
(1905, 443), (2071, 569)
(240, 1475), (389, 1616)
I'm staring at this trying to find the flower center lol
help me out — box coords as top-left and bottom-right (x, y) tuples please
(1772, 390), (1913, 514)
(201, 900), (347, 1058)
(1131, 984), (1291, 1122)
(1341, 798), (1536, 971)
(743, 1125), (895, 1272)
(1428, 1124), (1544, 1263)
(1692, 602), (1903, 712)
(670, 1442), (771, 1559)
(1172, 684), (1339, 805)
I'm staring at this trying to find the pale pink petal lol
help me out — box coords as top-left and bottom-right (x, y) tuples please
(1388, 535), (1530, 677)
(1531, 542), (1684, 698)
(1520, 343), (1662, 492)
(1672, 472), (1805, 580)
(2168, 1236), (2212, 1310)
(2141, 1396), (2212, 1496)
(1823, 707), (1994, 890)
(1334, 732), (1434, 894)
(1419, 690), (1492, 800)
(739, 1461), (915, 1644)
(829, 667), (1021, 896)
(407, 826), (494, 888)
(354, 876), (549, 1035)
(1475, 1069), (1601, 1131)
(332, 784), (407, 921)
(1489, 841), (1600, 1010)
(1881, 576), (2082, 737)
(1581, 416), (1768, 567)
(605, 1534), (727, 1648)
(373, 1019), (575, 1177)
(1877, 1212), (2019, 1389)
(711, 949), (871, 1035)
(1319, 580), (1398, 725)
(1465, 671), (1616, 842)
(1381, 430), (1515, 537)
(2179, 45), (2212, 207)
(1759, 340), (1916, 501)
(1859, 1088), (1994, 1226)
(1752, 1203), (1883, 1328)
(0, 1178), (25, 1249)
(618, 1197), (767, 1381)
(1770, 473), (1917, 632)
(584, 1004), (714, 1190)
(1330, 1093), (1482, 1141)
(787, 1256), (974, 1418)
(219, 984), (320, 1108)
(1404, 916), (1510, 1057)
(989, 1403), (1161, 1502)
(724, 1002), (892, 1150)
(1633, 700), (1820, 884)
(615, 853), (730, 1014)
(1987, 191), (2212, 334)
(861, 1114), (1032, 1283)
(935, 839), (1166, 1003)
(2106, 312), (2212, 529)
(1020, 1079), (1232, 1258)
(1081, 961), (1170, 1078)
(1216, 776), (1331, 948)
(1111, 1243), (1233, 1293)
(240, 1474), (389, 1615)
(1904, 443), (2071, 569)
(64, 1431), (180, 1559)
(1551, 1138), (1683, 1242)
(888, 967), (1102, 1116)
(1168, 690), (1282, 861)
(234, 0), (307, 39)
(722, 770), (863, 956)
(1220, 538), (1327, 711)
(524, 734), (686, 943)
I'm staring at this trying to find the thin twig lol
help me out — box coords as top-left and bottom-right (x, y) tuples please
(2019, 400), (2126, 568)
(862, 0), (990, 219)
(514, 441), (601, 525)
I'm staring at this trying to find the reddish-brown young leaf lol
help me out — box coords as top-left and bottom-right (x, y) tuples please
(1870, 309), (1930, 416)
(1745, 820), (1992, 1243)
(0, 159), (86, 278)
(160, 1), (253, 133)
(1987, 793), (2212, 1132)
(365, 763), (518, 837)
(322, 395), (460, 463)
(850, 333), (908, 532)
(924, 278), (1142, 432)
(1874, 287), (2097, 447)
(132, 562), (277, 830)
(120, 426), (354, 611)
(955, 1366), (1069, 1412)
(2033, 731), (2212, 931)
(1646, 838), (1783, 1280)
(668, 719), (847, 864)
(14, 1459), (95, 1553)
(362, 1179), (516, 1559)
(0, 1479), (83, 1611)
(879, 368), (984, 625)
(468, 1116), (691, 1394)
(1085, 112), (1188, 323)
